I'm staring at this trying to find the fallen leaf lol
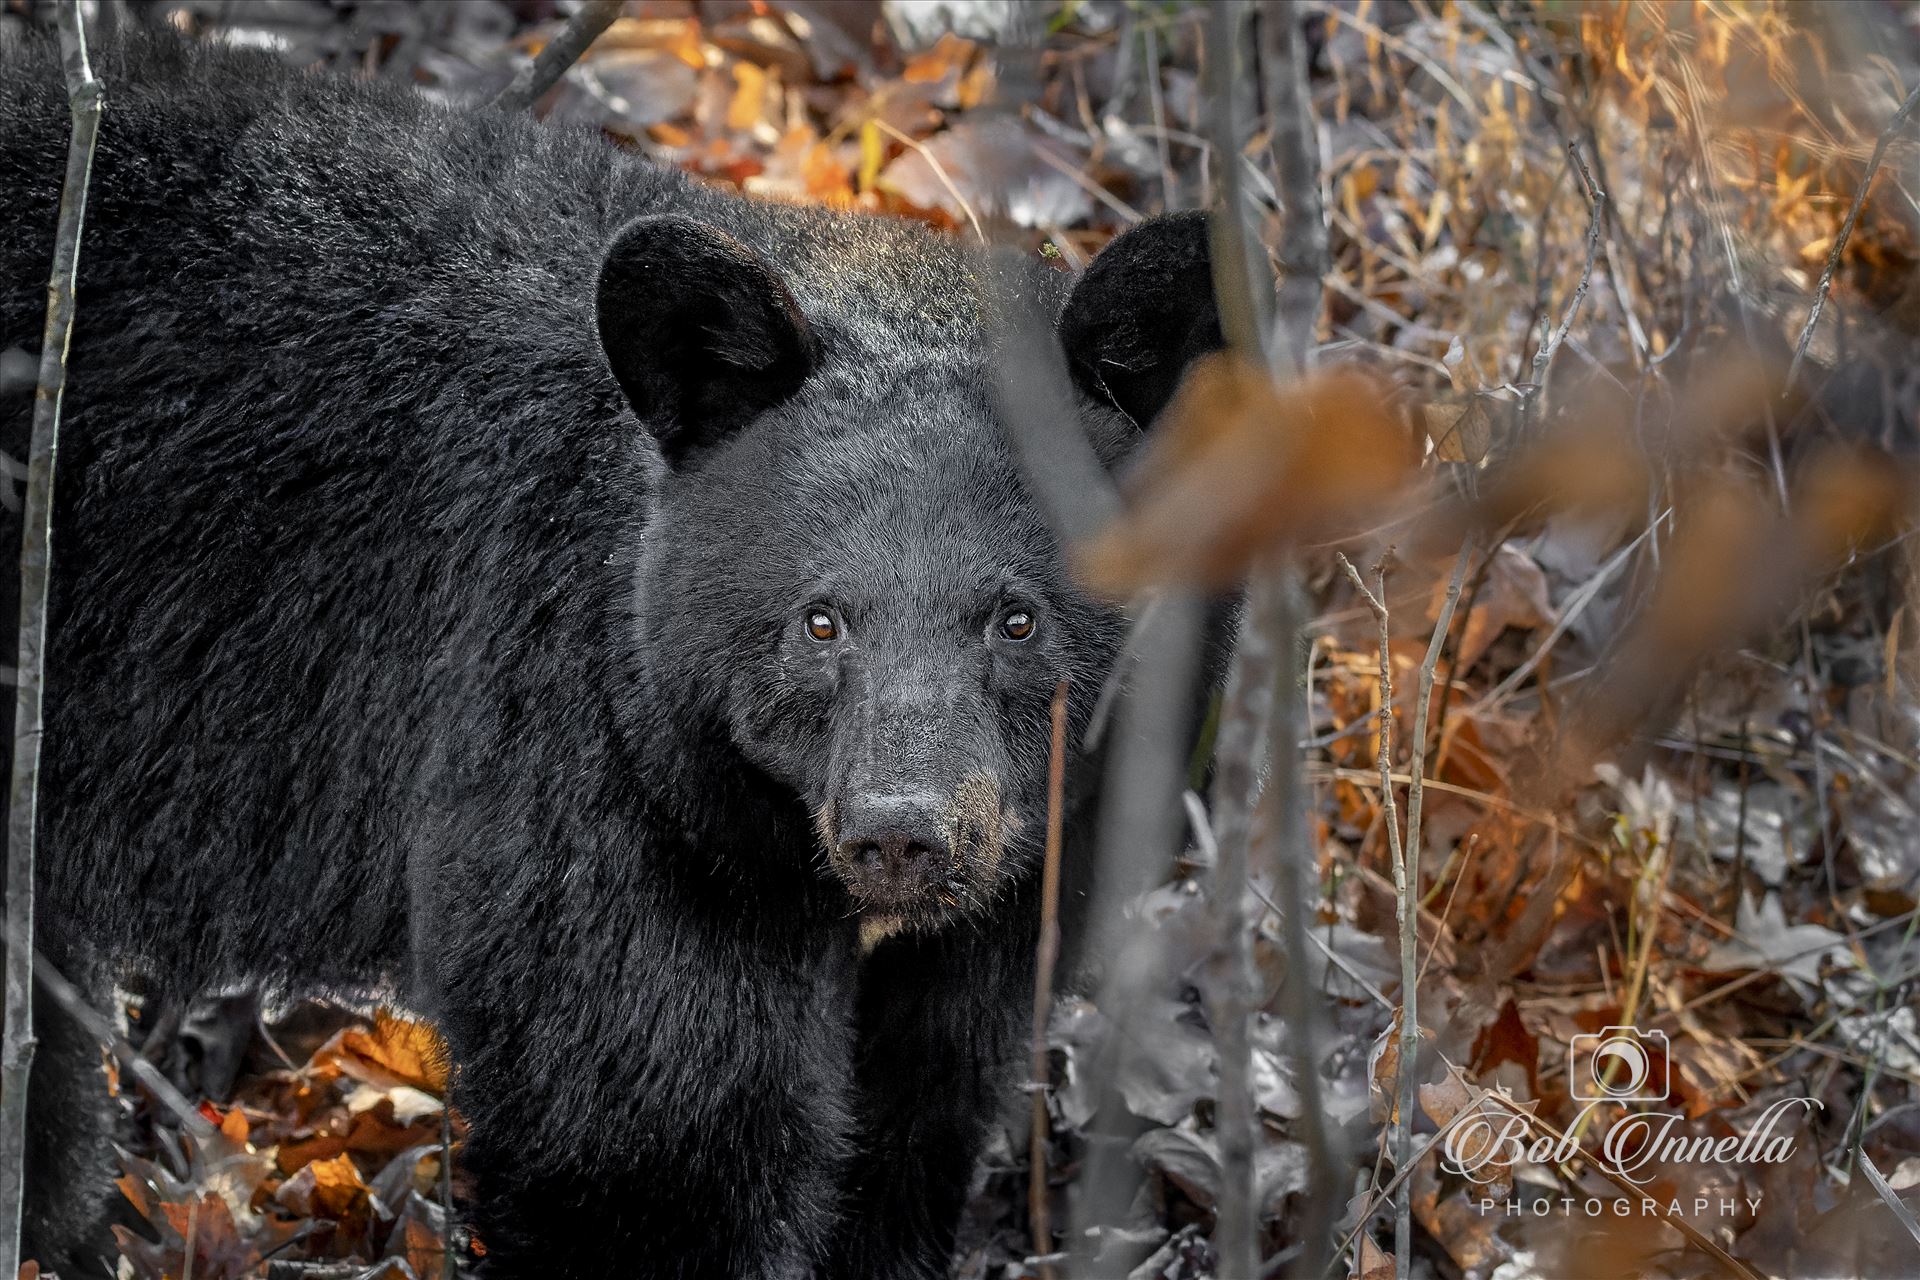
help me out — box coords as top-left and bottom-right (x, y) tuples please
(1701, 893), (1856, 996)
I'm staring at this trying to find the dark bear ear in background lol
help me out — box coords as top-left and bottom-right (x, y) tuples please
(1057, 211), (1228, 433)
(596, 215), (818, 466)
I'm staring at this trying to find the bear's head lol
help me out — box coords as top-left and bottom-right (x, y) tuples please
(597, 211), (1223, 937)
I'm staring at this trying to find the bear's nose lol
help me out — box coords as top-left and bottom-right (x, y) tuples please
(849, 831), (938, 878)
(835, 794), (949, 901)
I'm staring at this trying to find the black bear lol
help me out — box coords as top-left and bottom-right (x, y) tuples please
(0, 30), (1224, 1279)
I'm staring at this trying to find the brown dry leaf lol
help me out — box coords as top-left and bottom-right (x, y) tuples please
(1417, 1068), (1475, 1127)
(276, 1151), (371, 1221)
(1412, 1160), (1507, 1272)
(1422, 389), (1513, 463)
(394, 1209), (450, 1280)
(1078, 358), (1417, 594)
(1451, 543), (1553, 670)
(119, 1194), (265, 1280)
(902, 32), (978, 97)
(316, 1008), (449, 1095)
(115, 1166), (153, 1220)
(1351, 1234), (1394, 1280)
(748, 126), (856, 207)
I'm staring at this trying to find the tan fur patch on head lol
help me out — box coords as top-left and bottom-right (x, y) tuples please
(814, 802), (840, 863)
(947, 772), (1008, 876)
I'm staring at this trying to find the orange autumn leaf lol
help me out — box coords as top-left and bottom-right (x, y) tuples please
(314, 1008), (449, 1094)
(589, 16), (708, 70)
(727, 61), (768, 132)
(275, 1152), (369, 1219)
(902, 33), (976, 84)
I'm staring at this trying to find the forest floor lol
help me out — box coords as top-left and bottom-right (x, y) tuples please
(9, 2), (1920, 1278)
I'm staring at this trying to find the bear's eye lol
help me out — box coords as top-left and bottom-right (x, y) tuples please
(1000, 609), (1036, 642)
(806, 608), (838, 642)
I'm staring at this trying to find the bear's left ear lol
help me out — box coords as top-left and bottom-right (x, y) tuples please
(1057, 211), (1230, 434)
(596, 215), (818, 467)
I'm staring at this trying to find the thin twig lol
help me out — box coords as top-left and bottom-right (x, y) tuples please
(1394, 545), (1466, 1273)
(488, 0), (624, 114)
(182, 1195), (200, 1280)
(875, 118), (987, 244)
(0, 12), (102, 1272)
(1784, 82), (1920, 389)
(1316, 1092), (1496, 1278)
(1336, 552), (1417, 1278)
(1028, 681), (1070, 1278)
(986, 272), (1192, 1268)
(442, 1083), (458, 1275)
(1521, 140), (1606, 434)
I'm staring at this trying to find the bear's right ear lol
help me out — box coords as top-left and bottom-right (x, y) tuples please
(1057, 211), (1228, 434)
(596, 215), (818, 467)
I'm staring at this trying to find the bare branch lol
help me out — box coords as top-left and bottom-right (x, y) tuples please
(1522, 141), (1606, 435)
(1395, 546), (1467, 1273)
(1785, 81), (1920, 389)
(1335, 552), (1417, 1277)
(1, 11), (103, 1270)
(488, 0), (625, 115)
(1027, 681), (1071, 1278)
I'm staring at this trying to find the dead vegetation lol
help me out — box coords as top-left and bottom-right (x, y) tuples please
(8, 1), (1920, 1277)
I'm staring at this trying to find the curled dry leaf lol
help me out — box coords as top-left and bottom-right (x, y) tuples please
(1077, 358), (1417, 594)
(878, 116), (1090, 229)
(1450, 543), (1554, 671)
(314, 1007), (451, 1095)
(1351, 1233), (1394, 1280)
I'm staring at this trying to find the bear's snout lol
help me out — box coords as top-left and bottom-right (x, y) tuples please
(832, 792), (952, 908)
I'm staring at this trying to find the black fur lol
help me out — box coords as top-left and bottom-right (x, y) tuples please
(1057, 209), (1223, 430)
(0, 31), (1226, 1279)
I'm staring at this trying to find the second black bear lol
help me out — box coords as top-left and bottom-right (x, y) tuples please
(0, 32), (1226, 1279)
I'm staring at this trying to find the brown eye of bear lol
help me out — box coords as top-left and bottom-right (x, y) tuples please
(806, 609), (838, 642)
(1001, 609), (1035, 642)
